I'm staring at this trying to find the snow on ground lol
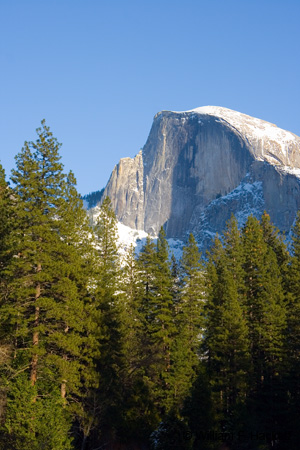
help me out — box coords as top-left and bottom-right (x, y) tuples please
(116, 222), (184, 261)
(280, 166), (300, 178)
(88, 206), (184, 260)
(116, 222), (148, 257)
(165, 238), (184, 261)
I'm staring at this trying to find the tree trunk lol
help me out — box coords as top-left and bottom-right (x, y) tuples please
(61, 380), (67, 400)
(81, 435), (87, 450)
(30, 263), (41, 386)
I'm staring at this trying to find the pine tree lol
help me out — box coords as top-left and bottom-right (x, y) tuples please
(120, 244), (143, 378)
(223, 215), (245, 295)
(0, 164), (15, 432)
(170, 253), (181, 308)
(242, 215), (286, 442)
(137, 228), (176, 418)
(182, 364), (215, 450)
(92, 196), (125, 445)
(261, 211), (289, 276)
(0, 163), (12, 270)
(283, 211), (300, 447)
(170, 234), (204, 411)
(138, 235), (157, 330)
(94, 197), (120, 299)
(154, 227), (175, 377)
(179, 233), (204, 351)
(242, 216), (286, 380)
(204, 238), (250, 439)
(0, 121), (97, 449)
(118, 243), (156, 442)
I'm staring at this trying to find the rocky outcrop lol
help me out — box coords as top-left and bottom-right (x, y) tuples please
(101, 106), (300, 244)
(104, 150), (144, 230)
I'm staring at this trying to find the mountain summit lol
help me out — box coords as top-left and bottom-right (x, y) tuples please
(101, 106), (300, 248)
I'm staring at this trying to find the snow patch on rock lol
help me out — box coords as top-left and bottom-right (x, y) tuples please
(173, 105), (300, 172)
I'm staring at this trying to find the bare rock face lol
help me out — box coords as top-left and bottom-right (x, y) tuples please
(101, 106), (300, 244)
(104, 150), (144, 230)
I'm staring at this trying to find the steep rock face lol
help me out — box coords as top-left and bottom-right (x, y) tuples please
(102, 107), (300, 243)
(104, 150), (144, 230)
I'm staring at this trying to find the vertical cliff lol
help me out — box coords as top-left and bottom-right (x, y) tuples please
(101, 107), (300, 243)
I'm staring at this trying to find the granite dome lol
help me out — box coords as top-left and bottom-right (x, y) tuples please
(100, 107), (300, 248)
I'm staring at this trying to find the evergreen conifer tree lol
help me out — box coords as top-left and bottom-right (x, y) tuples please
(0, 164), (15, 434)
(154, 227), (175, 373)
(283, 211), (300, 447)
(0, 121), (97, 449)
(242, 216), (286, 379)
(242, 215), (286, 442)
(204, 238), (250, 439)
(0, 163), (12, 270)
(137, 228), (176, 418)
(223, 215), (245, 295)
(261, 211), (289, 277)
(170, 234), (204, 411)
(117, 243), (157, 442)
(92, 196), (125, 445)
(121, 244), (143, 377)
(179, 233), (204, 349)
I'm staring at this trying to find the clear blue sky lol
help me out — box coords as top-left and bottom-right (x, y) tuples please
(1, 0), (300, 195)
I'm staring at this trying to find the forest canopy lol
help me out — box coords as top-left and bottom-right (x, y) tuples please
(0, 122), (299, 450)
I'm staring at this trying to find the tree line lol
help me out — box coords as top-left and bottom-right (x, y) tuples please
(0, 122), (300, 450)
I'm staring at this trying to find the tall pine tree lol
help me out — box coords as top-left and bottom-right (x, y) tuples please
(92, 196), (125, 446)
(242, 215), (286, 443)
(137, 228), (176, 419)
(0, 121), (97, 449)
(170, 234), (204, 411)
(204, 234), (250, 441)
(283, 211), (300, 448)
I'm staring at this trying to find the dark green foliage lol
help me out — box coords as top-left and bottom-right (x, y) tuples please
(179, 233), (204, 351)
(169, 234), (204, 411)
(137, 228), (176, 417)
(2, 375), (73, 450)
(2, 122), (300, 449)
(183, 365), (215, 450)
(260, 211), (290, 273)
(118, 243), (156, 440)
(82, 188), (104, 209)
(0, 164), (13, 272)
(242, 216), (286, 381)
(92, 197), (125, 444)
(241, 216), (286, 447)
(0, 164), (15, 426)
(281, 212), (300, 448)
(0, 121), (97, 449)
(199, 215), (288, 449)
(150, 412), (192, 450)
(204, 231), (250, 442)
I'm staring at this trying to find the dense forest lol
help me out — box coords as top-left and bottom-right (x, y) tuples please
(0, 122), (300, 450)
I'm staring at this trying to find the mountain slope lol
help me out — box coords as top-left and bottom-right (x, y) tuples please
(101, 106), (300, 247)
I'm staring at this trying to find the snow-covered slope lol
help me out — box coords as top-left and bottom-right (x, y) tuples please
(88, 209), (184, 259)
(117, 222), (184, 260)
(116, 222), (148, 257)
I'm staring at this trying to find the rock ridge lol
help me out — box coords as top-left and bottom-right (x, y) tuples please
(100, 107), (300, 246)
